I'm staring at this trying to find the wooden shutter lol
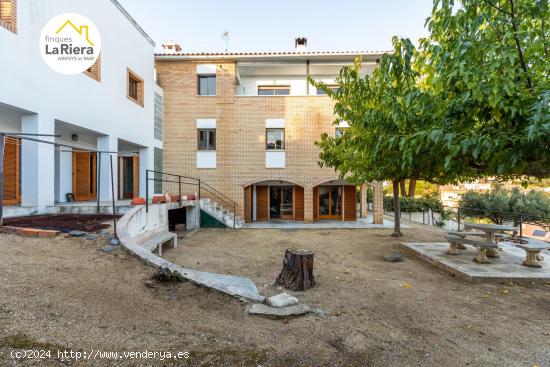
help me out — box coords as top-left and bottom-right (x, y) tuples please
(312, 186), (319, 221)
(72, 152), (91, 201)
(344, 185), (357, 221)
(132, 156), (140, 198)
(2, 138), (20, 205)
(89, 153), (97, 199)
(294, 185), (304, 221)
(244, 186), (252, 223)
(256, 186), (269, 221)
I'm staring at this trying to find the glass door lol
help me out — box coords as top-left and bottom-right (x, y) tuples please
(280, 186), (294, 220)
(318, 186), (342, 219)
(269, 186), (281, 219)
(269, 186), (294, 220)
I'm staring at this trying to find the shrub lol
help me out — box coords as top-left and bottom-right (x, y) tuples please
(383, 195), (444, 213)
(459, 187), (550, 224)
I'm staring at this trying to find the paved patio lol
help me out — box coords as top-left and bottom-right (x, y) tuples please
(400, 241), (550, 282)
(244, 215), (399, 229)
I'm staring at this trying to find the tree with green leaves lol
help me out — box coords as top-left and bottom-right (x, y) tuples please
(311, 0), (548, 236)
(413, 0), (549, 179)
(310, 38), (460, 236)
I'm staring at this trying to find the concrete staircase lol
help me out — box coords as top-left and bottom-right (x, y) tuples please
(199, 198), (244, 229)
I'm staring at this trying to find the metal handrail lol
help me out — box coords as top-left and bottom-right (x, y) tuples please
(145, 170), (238, 229)
(200, 181), (235, 205)
(199, 184), (237, 229)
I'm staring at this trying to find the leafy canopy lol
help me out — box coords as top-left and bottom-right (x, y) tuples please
(415, 0), (550, 178)
(310, 37), (460, 186)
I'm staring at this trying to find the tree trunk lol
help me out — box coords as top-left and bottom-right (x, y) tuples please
(408, 179), (417, 198)
(392, 180), (402, 237)
(275, 249), (315, 291)
(399, 179), (407, 197)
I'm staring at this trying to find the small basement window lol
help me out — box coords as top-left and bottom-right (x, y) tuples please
(258, 85), (290, 96)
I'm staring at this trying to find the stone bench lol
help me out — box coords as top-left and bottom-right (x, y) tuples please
(513, 240), (550, 268)
(140, 231), (177, 257)
(444, 235), (497, 264)
(447, 231), (486, 249)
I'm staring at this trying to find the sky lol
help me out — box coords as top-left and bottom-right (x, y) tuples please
(117, 0), (434, 53)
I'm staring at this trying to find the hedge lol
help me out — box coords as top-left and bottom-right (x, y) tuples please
(383, 195), (445, 213)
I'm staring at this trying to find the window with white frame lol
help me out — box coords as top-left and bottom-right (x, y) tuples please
(317, 85), (339, 95)
(258, 85), (290, 96)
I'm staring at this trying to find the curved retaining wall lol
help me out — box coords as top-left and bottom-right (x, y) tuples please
(117, 202), (265, 302)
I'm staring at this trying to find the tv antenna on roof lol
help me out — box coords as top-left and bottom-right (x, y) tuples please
(221, 30), (230, 52)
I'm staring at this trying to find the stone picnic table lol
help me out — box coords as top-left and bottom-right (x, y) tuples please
(463, 222), (518, 257)
(444, 222), (518, 264)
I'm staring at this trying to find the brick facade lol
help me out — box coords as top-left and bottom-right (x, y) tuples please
(156, 58), (383, 222)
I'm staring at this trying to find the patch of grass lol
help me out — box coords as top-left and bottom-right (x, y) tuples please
(0, 334), (66, 352)
(188, 348), (271, 367)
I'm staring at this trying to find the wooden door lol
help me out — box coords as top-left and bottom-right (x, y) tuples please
(72, 152), (91, 201)
(343, 185), (357, 221)
(132, 156), (139, 198)
(294, 186), (304, 221)
(89, 153), (97, 199)
(244, 186), (252, 223)
(256, 186), (269, 221)
(2, 138), (20, 205)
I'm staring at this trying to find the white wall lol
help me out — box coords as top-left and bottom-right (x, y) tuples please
(237, 75), (337, 96)
(0, 0), (161, 208)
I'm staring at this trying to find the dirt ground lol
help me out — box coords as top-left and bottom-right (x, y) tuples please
(1, 222), (549, 366)
(3, 214), (116, 232)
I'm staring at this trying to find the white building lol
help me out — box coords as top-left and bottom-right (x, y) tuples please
(0, 0), (163, 215)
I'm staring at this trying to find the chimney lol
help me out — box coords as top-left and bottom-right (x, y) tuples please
(162, 41), (182, 54)
(294, 37), (307, 51)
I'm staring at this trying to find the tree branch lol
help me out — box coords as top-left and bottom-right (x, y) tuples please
(484, 0), (512, 16)
(508, 0), (533, 90)
(542, 17), (549, 59)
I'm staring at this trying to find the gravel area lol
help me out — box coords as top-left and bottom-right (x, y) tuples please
(1, 224), (549, 366)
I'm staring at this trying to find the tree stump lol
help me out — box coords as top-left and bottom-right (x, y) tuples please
(275, 249), (315, 291)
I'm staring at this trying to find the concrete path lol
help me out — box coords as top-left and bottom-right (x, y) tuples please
(244, 215), (401, 229)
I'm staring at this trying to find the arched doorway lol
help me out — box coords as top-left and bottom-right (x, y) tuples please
(313, 179), (356, 221)
(244, 180), (304, 223)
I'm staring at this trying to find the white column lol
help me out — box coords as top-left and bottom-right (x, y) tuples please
(21, 113), (55, 209)
(57, 147), (72, 202)
(139, 147), (153, 198)
(97, 135), (118, 201)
